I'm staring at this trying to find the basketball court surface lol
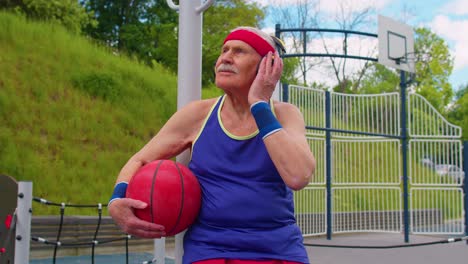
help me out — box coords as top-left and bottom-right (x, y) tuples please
(29, 233), (464, 264)
(157, 233), (466, 264)
(304, 233), (467, 264)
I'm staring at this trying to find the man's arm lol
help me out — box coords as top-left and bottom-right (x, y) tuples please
(108, 99), (213, 238)
(263, 102), (316, 190)
(248, 52), (315, 190)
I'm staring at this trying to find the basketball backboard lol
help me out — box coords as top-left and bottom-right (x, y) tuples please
(378, 15), (415, 73)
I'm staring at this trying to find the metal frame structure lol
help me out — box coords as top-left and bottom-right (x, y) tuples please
(275, 24), (467, 244)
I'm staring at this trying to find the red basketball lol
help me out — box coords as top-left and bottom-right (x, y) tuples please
(126, 159), (201, 236)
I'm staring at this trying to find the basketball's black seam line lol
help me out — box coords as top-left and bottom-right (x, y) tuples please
(168, 161), (184, 235)
(150, 160), (164, 224)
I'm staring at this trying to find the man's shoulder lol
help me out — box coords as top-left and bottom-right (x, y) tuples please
(169, 97), (221, 137)
(177, 97), (220, 120)
(185, 97), (219, 111)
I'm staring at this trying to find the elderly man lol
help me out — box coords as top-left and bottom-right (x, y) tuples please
(108, 26), (315, 264)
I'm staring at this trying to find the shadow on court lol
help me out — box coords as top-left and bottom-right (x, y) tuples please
(303, 233), (468, 264)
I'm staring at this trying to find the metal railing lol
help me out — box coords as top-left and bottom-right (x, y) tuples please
(283, 84), (466, 241)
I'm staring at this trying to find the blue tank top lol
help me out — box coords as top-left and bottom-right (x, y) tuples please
(183, 96), (309, 264)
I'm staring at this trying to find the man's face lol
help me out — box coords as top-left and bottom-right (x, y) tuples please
(214, 40), (262, 92)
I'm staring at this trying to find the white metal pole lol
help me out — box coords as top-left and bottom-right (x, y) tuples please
(176, 2), (204, 262)
(154, 238), (166, 264)
(176, 0), (203, 109)
(14, 181), (32, 264)
(163, 1), (214, 264)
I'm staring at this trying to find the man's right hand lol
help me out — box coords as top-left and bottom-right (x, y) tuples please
(108, 198), (166, 239)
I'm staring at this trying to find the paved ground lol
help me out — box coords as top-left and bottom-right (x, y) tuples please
(30, 233), (467, 264)
(303, 233), (468, 264)
(162, 233), (468, 264)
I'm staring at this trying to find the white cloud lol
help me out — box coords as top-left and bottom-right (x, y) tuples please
(431, 15), (468, 70)
(440, 0), (468, 16)
(319, 0), (391, 14)
(251, 0), (393, 13)
(261, 26), (275, 35)
(248, 0), (293, 7)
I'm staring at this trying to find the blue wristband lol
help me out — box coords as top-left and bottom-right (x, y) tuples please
(108, 182), (128, 206)
(250, 101), (283, 139)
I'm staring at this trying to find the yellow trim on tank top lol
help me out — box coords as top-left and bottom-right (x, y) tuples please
(190, 95), (279, 162)
(218, 95), (278, 140)
(190, 97), (220, 161)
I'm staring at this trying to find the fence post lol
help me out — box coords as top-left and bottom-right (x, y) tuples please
(275, 24), (281, 42)
(400, 70), (410, 243)
(325, 91), (332, 240)
(282, 83), (289, 103)
(464, 141), (467, 244)
(14, 181), (32, 264)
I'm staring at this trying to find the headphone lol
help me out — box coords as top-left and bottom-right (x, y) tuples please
(271, 35), (286, 56)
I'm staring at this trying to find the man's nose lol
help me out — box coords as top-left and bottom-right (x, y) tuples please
(219, 51), (234, 63)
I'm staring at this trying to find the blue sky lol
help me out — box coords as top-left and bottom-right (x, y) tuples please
(252, 0), (468, 91)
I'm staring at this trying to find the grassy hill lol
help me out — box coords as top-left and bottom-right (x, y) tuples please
(0, 12), (221, 215)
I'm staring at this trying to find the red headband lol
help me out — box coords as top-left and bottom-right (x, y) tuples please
(223, 29), (275, 57)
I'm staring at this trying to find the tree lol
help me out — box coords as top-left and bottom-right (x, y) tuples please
(281, 57), (302, 85)
(448, 84), (468, 140)
(359, 63), (399, 94)
(1, 0), (96, 34)
(81, 0), (178, 67)
(413, 27), (454, 113)
(81, 0), (268, 83)
(0, 0), (23, 9)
